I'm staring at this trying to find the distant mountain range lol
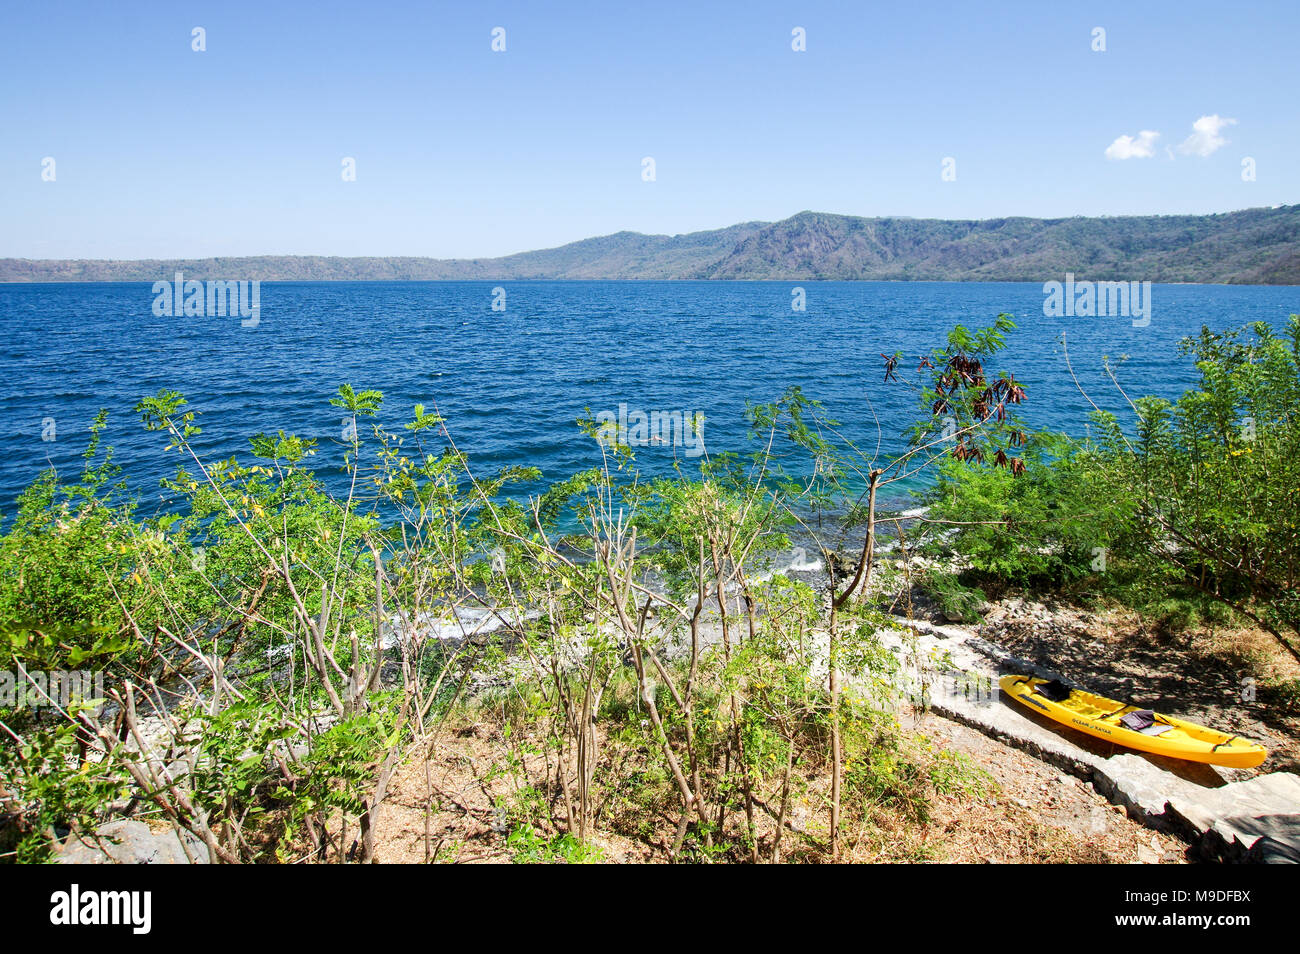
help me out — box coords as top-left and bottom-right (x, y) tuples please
(4, 206), (1299, 284)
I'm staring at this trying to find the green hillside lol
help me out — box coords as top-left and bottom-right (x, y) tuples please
(3, 206), (1297, 283)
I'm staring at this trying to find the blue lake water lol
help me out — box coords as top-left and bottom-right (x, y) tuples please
(1, 281), (1297, 519)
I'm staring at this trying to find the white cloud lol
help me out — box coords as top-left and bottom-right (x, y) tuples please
(1105, 130), (1160, 160)
(1177, 114), (1237, 157)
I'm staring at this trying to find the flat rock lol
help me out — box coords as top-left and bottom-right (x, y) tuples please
(57, 819), (208, 865)
(1164, 772), (1300, 863)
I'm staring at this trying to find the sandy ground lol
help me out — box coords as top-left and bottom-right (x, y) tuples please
(369, 704), (1191, 864)
(366, 589), (1300, 863)
(911, 711), (1187, 863)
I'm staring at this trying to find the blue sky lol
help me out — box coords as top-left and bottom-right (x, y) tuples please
(2, 0), (1296, 259)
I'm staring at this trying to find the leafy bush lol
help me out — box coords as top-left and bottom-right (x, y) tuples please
(921, 316), (1300, 666)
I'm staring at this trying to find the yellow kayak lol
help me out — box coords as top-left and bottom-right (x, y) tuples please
(999, 674), (1267, 768)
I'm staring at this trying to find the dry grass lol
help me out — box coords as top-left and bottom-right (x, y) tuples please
(365, 701), (1182, 864)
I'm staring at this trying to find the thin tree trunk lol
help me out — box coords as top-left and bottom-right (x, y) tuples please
(828, 600), (840, 861)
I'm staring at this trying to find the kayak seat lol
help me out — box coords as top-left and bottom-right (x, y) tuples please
(1033, 679), (1073, 702)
